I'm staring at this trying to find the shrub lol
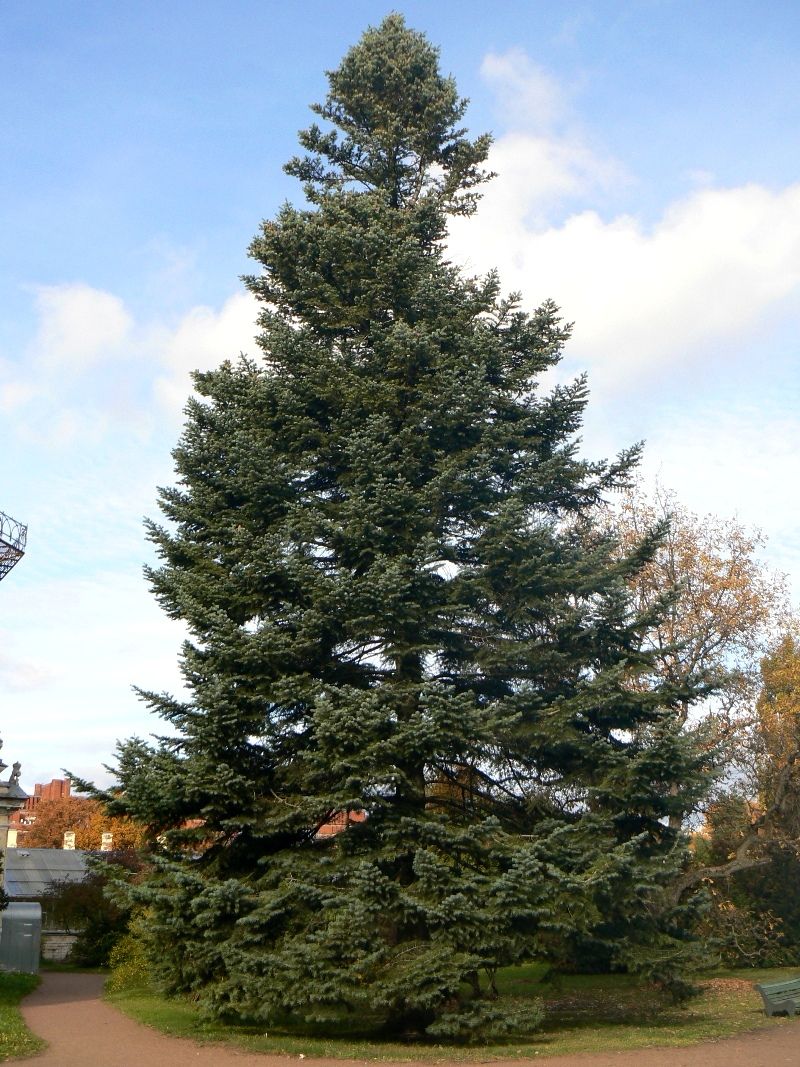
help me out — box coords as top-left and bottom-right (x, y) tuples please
(106, 926), (150, 992)
(41, 852), (142, 966)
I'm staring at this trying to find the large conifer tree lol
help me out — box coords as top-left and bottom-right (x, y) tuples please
(109, 16), (708, 1037)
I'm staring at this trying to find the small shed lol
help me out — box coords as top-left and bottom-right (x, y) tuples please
(3, 848), (89, 961)
(0, 902), (41, 973)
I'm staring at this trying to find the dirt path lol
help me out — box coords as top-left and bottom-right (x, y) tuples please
(17, 971), (800, 1067)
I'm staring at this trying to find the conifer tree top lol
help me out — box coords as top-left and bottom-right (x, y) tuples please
(286, 13), (491, 213)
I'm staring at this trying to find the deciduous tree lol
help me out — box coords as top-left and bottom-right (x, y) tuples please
(756, 631), (800, 816)
(610, 484), (787, 829)
(24, 795), (144, 851)
(613, 484), (785, 724)
(675, 631), (800, 903)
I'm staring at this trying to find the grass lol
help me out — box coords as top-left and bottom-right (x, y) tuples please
(39, 959), (105, 973)
(105, 964), (800, 1061)
(0, 973), (44, 1062)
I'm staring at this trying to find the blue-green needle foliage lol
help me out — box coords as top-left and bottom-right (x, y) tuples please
(107, 15), (709, 1039)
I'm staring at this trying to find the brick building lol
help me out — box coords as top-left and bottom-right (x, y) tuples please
(7, 778), (71, 847)
(315, 809), (367, 838)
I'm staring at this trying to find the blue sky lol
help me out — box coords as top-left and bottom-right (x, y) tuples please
(2, 1), (799, 789)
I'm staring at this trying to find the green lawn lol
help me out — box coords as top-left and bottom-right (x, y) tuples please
(106, 965), (800, 1061)
(0, 973), (44, 1062)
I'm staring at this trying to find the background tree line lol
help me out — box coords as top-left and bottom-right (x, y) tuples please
(605, 485), (800, 967)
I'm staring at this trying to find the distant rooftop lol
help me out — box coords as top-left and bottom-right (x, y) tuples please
(3, 848), (89, 899)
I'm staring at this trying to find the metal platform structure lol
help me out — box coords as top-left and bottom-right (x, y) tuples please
(0, 510), (26, 582)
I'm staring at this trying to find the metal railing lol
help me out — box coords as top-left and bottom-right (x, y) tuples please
(0, 510), (27, 581)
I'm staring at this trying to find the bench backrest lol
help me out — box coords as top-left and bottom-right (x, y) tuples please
(756, 978), (800, 998)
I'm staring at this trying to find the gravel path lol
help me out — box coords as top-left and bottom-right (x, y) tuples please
(18, 971), (800, 1067)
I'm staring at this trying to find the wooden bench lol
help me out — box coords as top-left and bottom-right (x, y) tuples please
(755, 977), (800, 1016)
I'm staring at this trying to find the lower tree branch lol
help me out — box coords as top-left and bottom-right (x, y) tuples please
(672, 750), (800, 902)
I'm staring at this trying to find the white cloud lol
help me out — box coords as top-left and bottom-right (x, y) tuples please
(1, 569), (187, 791)
(458, 133), (625, 241)
(481, 50), (568, 131)
(32, 283), (133, 370)
(1, 285), (258, 450)
(448, 48), (800, 606)
(154, 291), (258, 415)
(643, 403), (800, 580)
(0, 380), (36, 412)
(485, 183), (800, 383)
(0, 650), (52, 692)
(448, 51), (800, 390)
(456, 50), (626, 237)
(580, 382), (800, 583)
(0, 286), (254, 788)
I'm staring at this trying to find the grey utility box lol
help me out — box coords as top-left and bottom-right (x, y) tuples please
(0, 902), (41, 973)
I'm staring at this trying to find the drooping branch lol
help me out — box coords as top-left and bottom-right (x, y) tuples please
(672, 749), (800, 902)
